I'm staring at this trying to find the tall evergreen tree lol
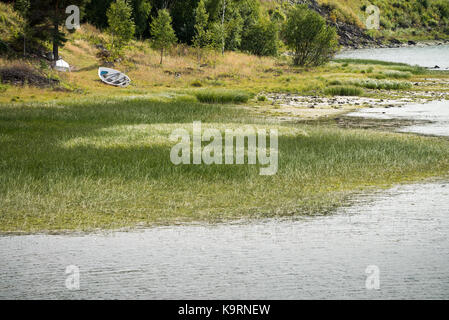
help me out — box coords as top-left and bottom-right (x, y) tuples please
(193, 0), (210, 49)
(26, 0), (89, 61)
(150, 9), (177, 64)
(192, 0), (211, 63)
(107, 0), (136, 57)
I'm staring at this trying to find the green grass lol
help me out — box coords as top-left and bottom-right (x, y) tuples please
(325, 85), (364, 96)
(352, 79), (413, 90)
(1, 97), (449, 233)
(194, 89), (252, 104)
(380, 71), (413, 79)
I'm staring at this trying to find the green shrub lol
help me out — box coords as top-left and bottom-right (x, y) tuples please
(0, 83), (9, 92)
(191, 80), (203, 87)
(328, 79), (342, 85)
(194, 89), (252, 104)
(325, 85), (363, 96)
(257, 95), (267, 102)
(282, 5), (338, 66)
(241, 17), (279, 57)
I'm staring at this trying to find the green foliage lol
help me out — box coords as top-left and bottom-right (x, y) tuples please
(282, 5), (338, 66)
(354, 80), (413, 90)
(24, 0), (89, 59)
(131, 0), (152, 38)
(241, 17), (278, 57)
(224, 10), (243, 51)
(150, 9), (177, 64)
(193, 0), (210, 49)
(381, 71), (412, 79)
(208, 21), (225, 53)
(191, 79), (203, 87)
(107, 0), (136, 57)
(371, 0), (449, 30)
(14, 0), (30, 16)
(85, 0), (114, 29)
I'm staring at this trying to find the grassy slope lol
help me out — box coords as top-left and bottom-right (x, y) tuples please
(2, 23), (448, 105)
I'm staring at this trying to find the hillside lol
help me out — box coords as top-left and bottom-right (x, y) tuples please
(290, 0), (449, 46)
(1, 0), (448, 55)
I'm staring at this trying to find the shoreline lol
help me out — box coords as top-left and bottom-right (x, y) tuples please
(341, 38), (449, 51)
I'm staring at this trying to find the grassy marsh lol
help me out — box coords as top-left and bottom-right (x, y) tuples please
(1, 97), (449, 233)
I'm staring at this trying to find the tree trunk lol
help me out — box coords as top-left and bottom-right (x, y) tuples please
(160, 48), (164, 65)
(53, 23), (59, 61)
(221, 0), (226, 56)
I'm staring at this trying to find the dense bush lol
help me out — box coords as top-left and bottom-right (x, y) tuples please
(240, 17), (278, 57)
(282, 5), (338, 66)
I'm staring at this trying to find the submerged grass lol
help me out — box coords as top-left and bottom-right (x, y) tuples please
(1, 97), (449, 233)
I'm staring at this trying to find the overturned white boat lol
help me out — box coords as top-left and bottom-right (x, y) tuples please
(98, 67), (131, 87)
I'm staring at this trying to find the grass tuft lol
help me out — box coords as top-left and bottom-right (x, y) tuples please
(194, 89), (252, 104)
(352, 79), (413, 90)
(325, 85), (364, 96)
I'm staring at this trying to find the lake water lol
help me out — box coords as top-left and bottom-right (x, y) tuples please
(1, 182), (449, 299)
(1, 45), (449, 300)
(336, 44), (449, 69)
(347, 100), (449, 137)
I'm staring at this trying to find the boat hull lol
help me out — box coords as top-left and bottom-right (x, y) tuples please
(98, 67), (131, 88)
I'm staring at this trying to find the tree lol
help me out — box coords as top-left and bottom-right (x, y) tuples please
(224, 10), (243, 51)
(26, 0), (89, 61)
(282, 5), (338, 67)
(85, 0), (114, 29)
(150, 9), (177, 64)
(131, 0), (152, 39)
(241, 17), (278, 57)
(192, 0), (209, 49)
(107, 0), (136, 58)
(192, 0), (210, 62)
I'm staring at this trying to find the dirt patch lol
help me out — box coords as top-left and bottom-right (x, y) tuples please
(0, 65), (59, 87)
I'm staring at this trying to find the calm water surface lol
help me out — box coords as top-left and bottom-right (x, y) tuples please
(1, 182), (449, 299)
(348, 100), (449, 137)
(336, 44), (449, 69)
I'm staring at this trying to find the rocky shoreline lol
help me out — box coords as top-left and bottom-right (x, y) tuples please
(341, 38), (449, 51)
